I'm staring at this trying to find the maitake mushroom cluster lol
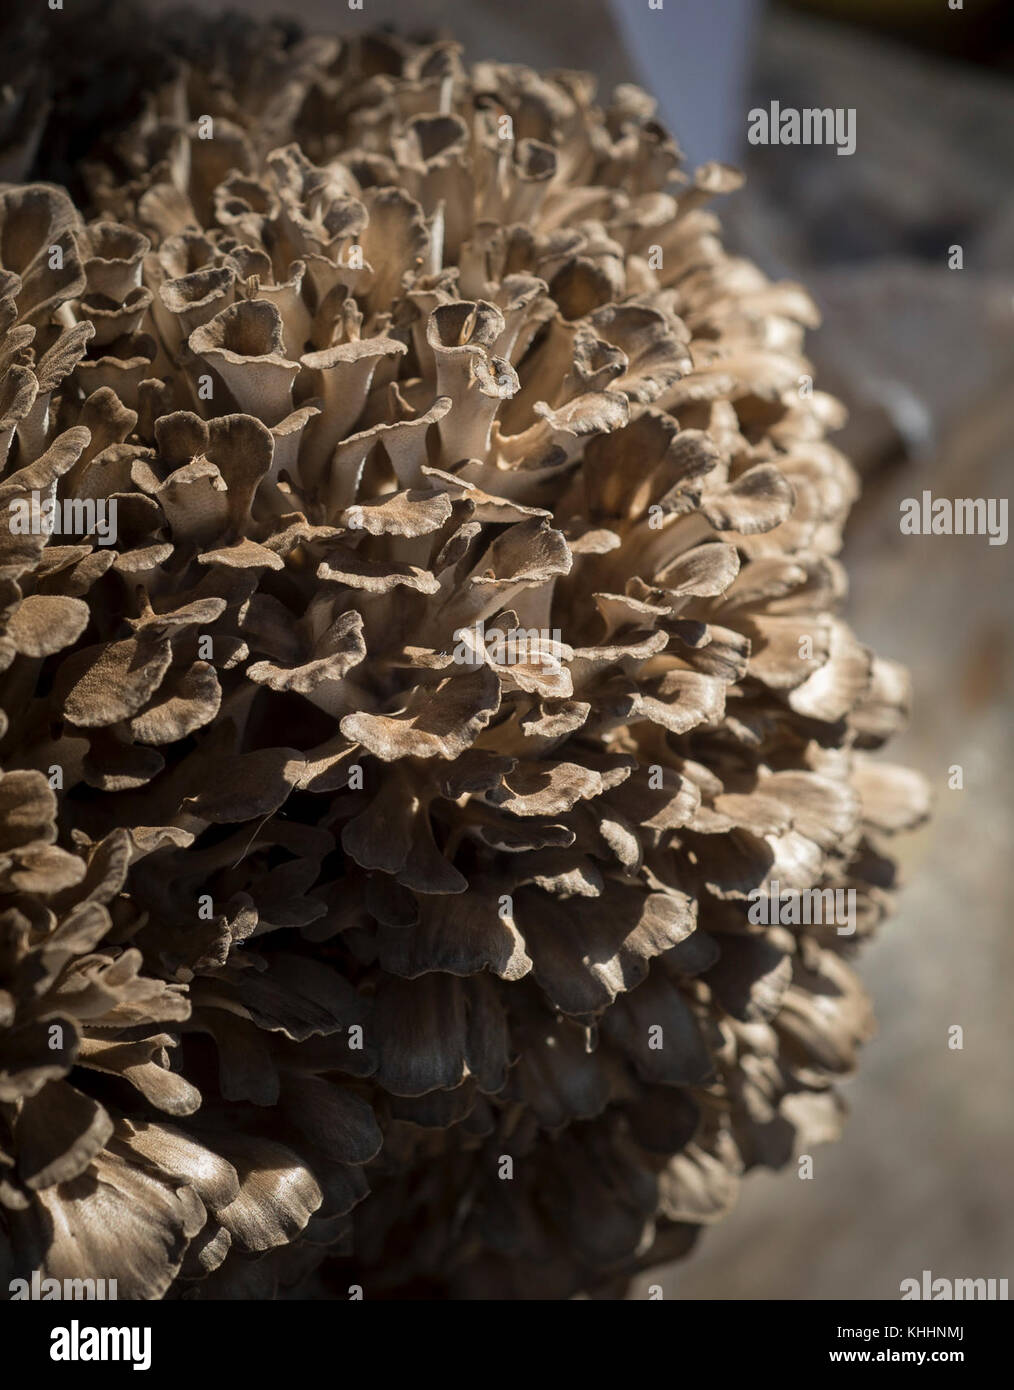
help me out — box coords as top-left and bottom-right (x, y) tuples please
(0, 20), (928, 1299)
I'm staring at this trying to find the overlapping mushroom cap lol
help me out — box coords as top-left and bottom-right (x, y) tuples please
(0, 22), (928, 1299)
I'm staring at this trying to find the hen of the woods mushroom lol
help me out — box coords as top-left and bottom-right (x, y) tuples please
(0, 22), (929, 1299)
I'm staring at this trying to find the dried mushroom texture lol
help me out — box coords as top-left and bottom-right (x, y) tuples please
(0, 21), (929, 1301)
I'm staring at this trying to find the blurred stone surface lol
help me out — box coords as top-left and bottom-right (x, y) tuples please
(723, 10), (1014, 476)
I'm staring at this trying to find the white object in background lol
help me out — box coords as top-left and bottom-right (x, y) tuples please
(608, 0), (761, 166)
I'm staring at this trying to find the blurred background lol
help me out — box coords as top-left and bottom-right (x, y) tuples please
(40, 0), (1014, 1297)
